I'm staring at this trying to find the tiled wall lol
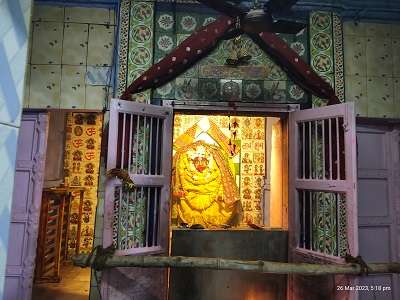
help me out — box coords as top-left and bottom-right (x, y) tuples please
(24, 5), (116, 110)
(151, 3), (309, 104)
(344, 22), (400, 117)
(64, 112), (103, 256)
(0, 0), (33, 299)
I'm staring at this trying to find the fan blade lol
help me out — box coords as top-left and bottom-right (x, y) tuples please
(121, 16), (237, 100)
(249, 32), (339, 104)
(270, 20), (306, 34)
(265, 0), (298, 13)
(197, 0), (247, 17)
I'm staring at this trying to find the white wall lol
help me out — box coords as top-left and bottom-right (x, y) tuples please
(0, 0), (33, 299)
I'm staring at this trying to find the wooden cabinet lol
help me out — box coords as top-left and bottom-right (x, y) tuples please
(34, 187), (84, 283)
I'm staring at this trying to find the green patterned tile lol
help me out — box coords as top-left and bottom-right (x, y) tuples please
(177, 12), (200, 34)
(243, 80), (264, 101)
(175, 78), (198, 100)
(155, 12), (175, 32)
(155, 33), (176, 53)
(198, 78), (220, 100)
(154, 81), (175, 99)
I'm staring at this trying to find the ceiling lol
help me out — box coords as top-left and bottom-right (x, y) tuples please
(35, 0), (400, 22)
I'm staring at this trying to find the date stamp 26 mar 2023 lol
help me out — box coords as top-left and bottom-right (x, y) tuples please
(337, 285), (392, 292)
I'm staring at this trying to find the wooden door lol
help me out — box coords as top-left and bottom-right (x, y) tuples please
(288, 103), (358, 299)
(4, 113), (48, 300)
(356, 123), (400, 300)
(101, 99), (173, 299)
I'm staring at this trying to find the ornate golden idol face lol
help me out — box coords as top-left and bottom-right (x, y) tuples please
(192, 156), (209, 173)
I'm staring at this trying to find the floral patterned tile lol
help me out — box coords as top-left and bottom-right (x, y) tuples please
(60, 65), (86, 109)
(155, 12), (175, 32)
(243, 80), (264, 101)
(288, 82), (307, 103)
(29, 65), (61, 108)
(177, 12), (200, 34)
(345, 75), (368, 116)
(65, 7), (113, 24)
(32, 5), (64, 22)
(87, 24), (115, 66)
(221, 79), (242, 101)
(31, 21), (63, 64)
(198, 78), (220, 101)
(156, 33), (176, 53)
(62, 23), (89, 65)
(367, 76), (395, 118)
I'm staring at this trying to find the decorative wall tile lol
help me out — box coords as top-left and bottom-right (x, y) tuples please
(310, 11), (344, 106)
(85, 86), (108, 110)
(344, 21), (400, 117)
(154, 82), (175, 100)
(31, 21), (63, 64)
(198, 78), (220, 101)
(367, 77), (395, 118)
(264, 80), (287, 102)
(127, 1), (155, 103)
(29, 65), (61, 108)
(32, 5), (64, 22)
(366, 37), (392, 77)
(116, 0), (130, 97)
(62, 23), (89, 65)
(65, 7), (113, 25)
(345, 75), (368, 116)
(343, 36), (367, 76)
(60, 65), (86, 109)
(87, 24), (115, 66)
(175, 78), (198, 100)
(177, 12), (199, 33)
(65, 112), (103, 256)
(243, 80), (263, 101)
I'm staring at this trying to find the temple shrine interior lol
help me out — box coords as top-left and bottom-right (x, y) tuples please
(171, 114), (286, 230)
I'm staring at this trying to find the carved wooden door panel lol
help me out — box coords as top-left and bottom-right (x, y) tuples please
(4, 113), (48, 300)
(288, 103), (358, 300)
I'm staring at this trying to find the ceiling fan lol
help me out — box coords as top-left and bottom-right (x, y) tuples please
(121, 0), (339, 105)
(203, 0), (306, 35)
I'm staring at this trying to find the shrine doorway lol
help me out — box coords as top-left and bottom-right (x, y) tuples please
(171, 113), (287, 230)
(169, 106), (291, 300)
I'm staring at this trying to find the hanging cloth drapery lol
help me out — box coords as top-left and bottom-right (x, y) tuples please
(121, 15), (339, 105)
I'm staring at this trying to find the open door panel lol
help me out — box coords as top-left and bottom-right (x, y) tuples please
(288, 103), (358, 300)
(104, 99), (173, 256)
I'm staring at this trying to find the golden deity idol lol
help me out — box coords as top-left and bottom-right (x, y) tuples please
(172, 140), (240, 228)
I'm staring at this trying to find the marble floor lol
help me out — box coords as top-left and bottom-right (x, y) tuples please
(32, 263), (91, 300)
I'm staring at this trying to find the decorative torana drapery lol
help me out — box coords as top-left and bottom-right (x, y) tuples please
(121, 15), (339, 104)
